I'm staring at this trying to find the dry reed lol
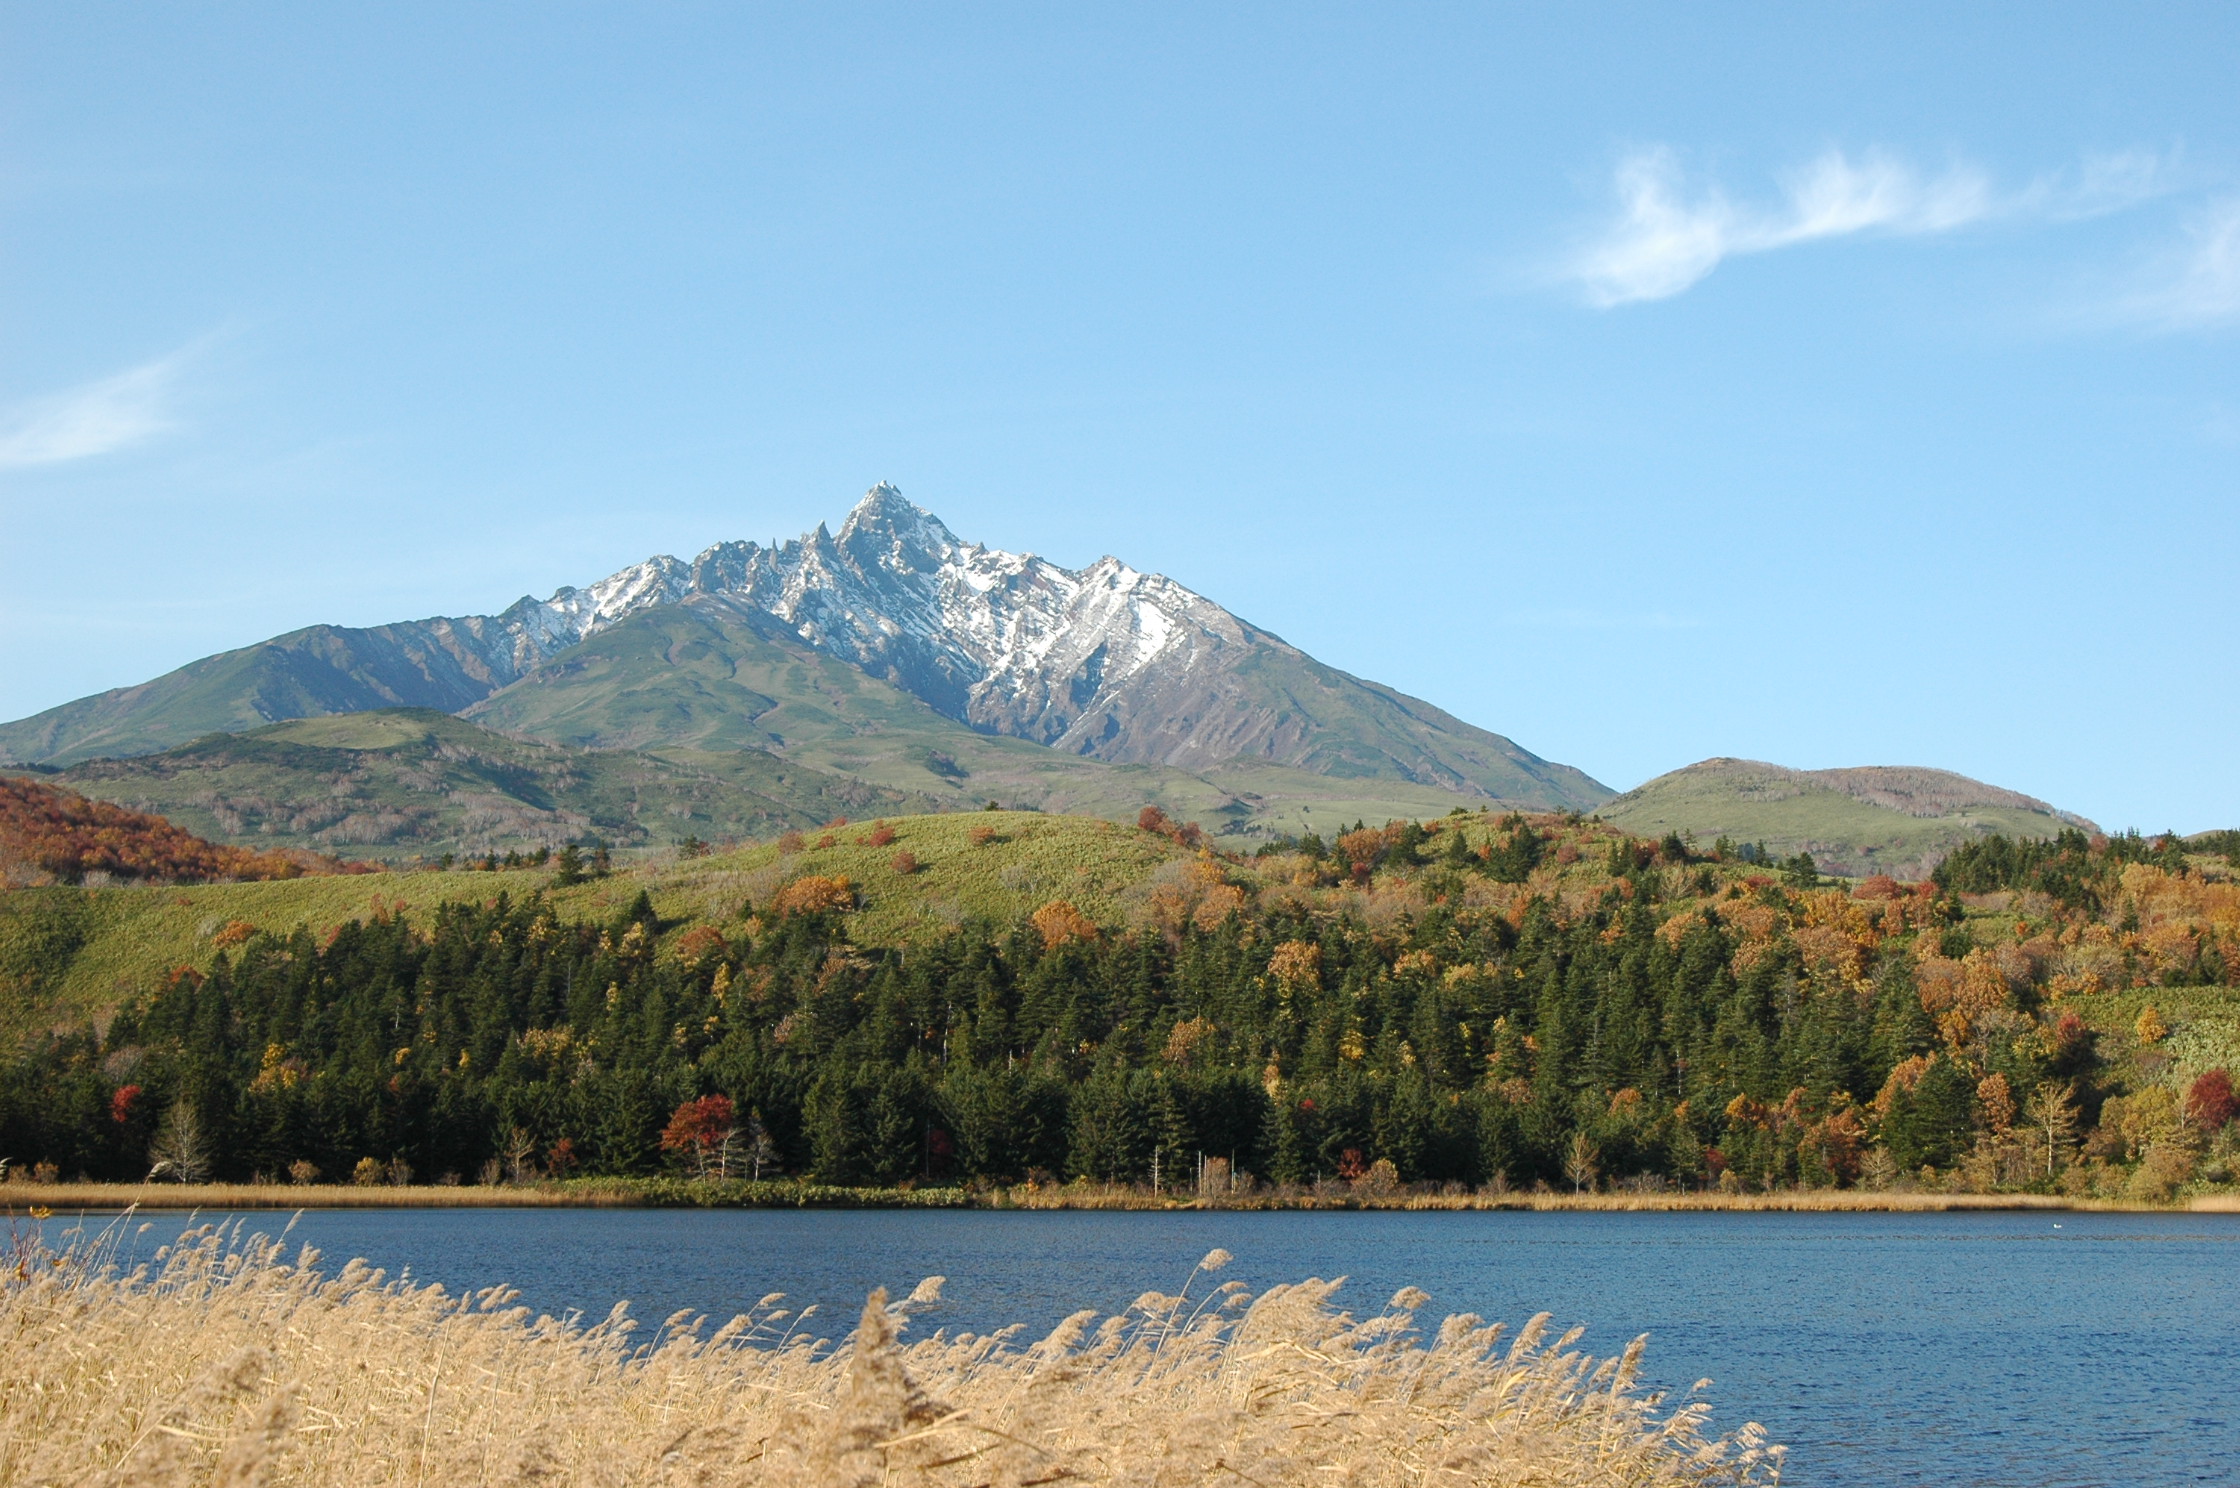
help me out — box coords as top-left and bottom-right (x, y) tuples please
(0, 1219), (1784, 1486)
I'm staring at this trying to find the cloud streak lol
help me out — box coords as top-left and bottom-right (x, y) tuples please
(2119, 199), (2240, 330)
(1567, 147), (2168, 307)
(0, 354), (184, 469)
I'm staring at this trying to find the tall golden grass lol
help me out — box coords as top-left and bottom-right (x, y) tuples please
(1, 1219), (1784, 1485)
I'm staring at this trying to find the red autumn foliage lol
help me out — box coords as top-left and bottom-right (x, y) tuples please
(2186, 1068), (2237, 1132)
(0, 774), (362, 885)
(1134, 804), (1204, 850)
(889, 850), (919, 876)
(861, 822), (897, 847)
(660, 1095), (738, 1177)
(110, 1084), (142, 1125)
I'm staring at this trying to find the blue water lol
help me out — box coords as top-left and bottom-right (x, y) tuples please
(63, 1207), (2240, 1486)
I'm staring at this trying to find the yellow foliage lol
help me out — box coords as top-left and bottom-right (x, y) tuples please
(1163, 1016), (1215, 1065)
(1268, 940), (1322, 992)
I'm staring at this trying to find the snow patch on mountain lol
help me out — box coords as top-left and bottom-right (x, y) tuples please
(480, 484), (1254, 749)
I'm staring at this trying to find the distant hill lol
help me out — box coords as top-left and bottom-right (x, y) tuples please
(0, 773), (340, 888)
(39, 710), (931, 864)
(465, 598), (1503, 837)
(1596, 758), (2097, 879)
(0, 485), (1611, 817)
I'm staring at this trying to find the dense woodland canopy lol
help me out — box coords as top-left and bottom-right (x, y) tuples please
(2, 811), (2235, 1200)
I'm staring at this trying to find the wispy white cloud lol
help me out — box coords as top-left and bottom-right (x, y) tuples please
(1567, 147), (2171, 307)
(2117, 199), (2240, 330)
(0, 354), (185, 469)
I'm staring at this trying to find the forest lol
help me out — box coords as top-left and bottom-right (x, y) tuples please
(1, 811), (2235, 1200)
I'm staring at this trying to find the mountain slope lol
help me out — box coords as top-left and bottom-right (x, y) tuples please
(1597, 758), (2099, 879)
(467, 599), (1508, 835)
(0, 485), (1610, 811)
(44, 710), (931, 862)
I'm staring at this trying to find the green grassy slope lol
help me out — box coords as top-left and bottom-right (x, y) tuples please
(39, 710), (931, 862)
(1598, 757), (2093, 878)
(0, 622), (512, 766)
(0, 811), (1194, 1029)
(1212, 643), (1613, 809)
(466, 601), (1493, 837)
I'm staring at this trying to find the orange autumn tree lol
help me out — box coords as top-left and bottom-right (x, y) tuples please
(769, 875), (854, 917)
(1032, 900), (1098, 949)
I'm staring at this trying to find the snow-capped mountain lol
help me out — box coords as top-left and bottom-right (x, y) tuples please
(0, 484), (1611, 809)
(484, 484), (1273, 761)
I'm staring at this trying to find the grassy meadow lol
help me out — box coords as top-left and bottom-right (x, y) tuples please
(0, 810), (1190, 1030)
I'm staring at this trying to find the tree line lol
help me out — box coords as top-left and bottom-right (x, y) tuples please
(2, 822), (2233, 1195)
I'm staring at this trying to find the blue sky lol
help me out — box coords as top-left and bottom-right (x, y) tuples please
(3, 4), (2235, 830)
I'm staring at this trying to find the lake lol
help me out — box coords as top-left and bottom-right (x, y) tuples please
(70, 1206), (2239, 1486)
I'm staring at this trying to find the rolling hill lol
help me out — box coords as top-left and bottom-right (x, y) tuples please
(1596, 758), (2099, 878)
(30, 710), (933, 863)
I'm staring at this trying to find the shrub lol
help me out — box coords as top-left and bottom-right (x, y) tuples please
(286, 1160), (320, 1186)
(351, 1157), (384, 1186)
(2186, 1068), (2237, 1132)
(1031, 900), (1098, 950)
(863, 822), (897, 847)
(770, 874), (854, 917)
(890, 850), (918, 876)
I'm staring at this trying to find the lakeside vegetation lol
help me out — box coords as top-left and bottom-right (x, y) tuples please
(12, 1175), (2229, 1213)
(2, 1220), (1784, 1485)
(2, 803), (2236, 1207)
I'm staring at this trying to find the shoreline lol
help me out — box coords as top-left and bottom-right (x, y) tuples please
(10, 1179), (2236, 1215)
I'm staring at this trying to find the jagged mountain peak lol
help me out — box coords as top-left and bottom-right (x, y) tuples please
(0, 482), (1613, 811)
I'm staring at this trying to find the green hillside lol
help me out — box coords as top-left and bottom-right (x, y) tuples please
(38, 710), (929, 863)
(0, 620), (512, 766)
(1598, 758), (2095, 878)
(0, 810), (1195, 1031)
(7, 806), (2232, 1208)
(466, 600), (1496, 836)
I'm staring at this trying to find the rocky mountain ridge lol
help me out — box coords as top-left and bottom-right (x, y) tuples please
(0, 486), (1609, 810)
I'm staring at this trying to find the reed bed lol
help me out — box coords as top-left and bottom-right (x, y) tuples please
(0, 1219), (1783, 1486)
